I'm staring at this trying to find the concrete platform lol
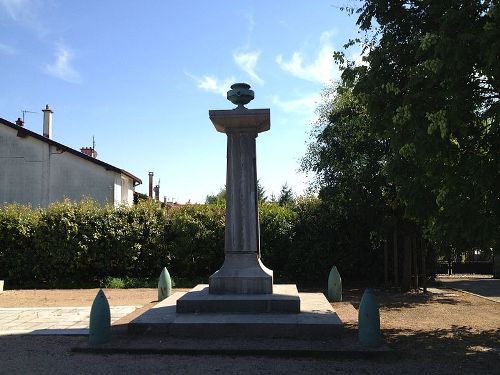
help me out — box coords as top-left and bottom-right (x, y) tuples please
(176, 284), (300, 313)
(438, 276), (500, 303)
(129, 288), (343, 338)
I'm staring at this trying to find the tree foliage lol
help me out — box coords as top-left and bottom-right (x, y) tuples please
(302, 81), (391, 280)
(256, 179), (268, 203)
(303, 82), (390, 224)
(277, 183), (295, 206)
(354, 0), (499, 251)
(205, 179), (268, 205)
(205, 187), (226, 205)
(301, 1), (498, 288)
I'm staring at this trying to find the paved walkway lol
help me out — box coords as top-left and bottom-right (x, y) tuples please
(0, 306), (139, 335)
(438, 276), (500, 303)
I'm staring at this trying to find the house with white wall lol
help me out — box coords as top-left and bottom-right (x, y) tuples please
(0, 106), (141, 207)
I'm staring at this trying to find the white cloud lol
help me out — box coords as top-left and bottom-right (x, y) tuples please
(243, 11), (256, 49)
(44, 44), (82, 84)
(272, 93), (320, 116)
(276, 30), (340, 84)
(0, 0), (30, 20)
(0, 0), (46, 34)
(188, 13), (261, 97)
(233, 50), (263, 85)
(242, 12), (255, 37)
(0, 42), (16, 55)
(187, 73), (235, 97)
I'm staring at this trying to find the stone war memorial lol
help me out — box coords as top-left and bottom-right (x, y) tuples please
(130, 83), (342, 337)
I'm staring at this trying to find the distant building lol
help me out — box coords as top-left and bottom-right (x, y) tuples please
(0, 107), (141, 207)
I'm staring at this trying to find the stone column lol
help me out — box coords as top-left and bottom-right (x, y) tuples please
(225, 130), (259, 256)
(208, 83), (273, 294)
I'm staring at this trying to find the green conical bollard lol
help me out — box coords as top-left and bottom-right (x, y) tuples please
(358, 288), (382, 347)
(158, 267), (172, 301)
(89, 289), (111, 345)
(328, 265), (342, 302)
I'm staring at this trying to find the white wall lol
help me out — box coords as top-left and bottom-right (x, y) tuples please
(113, 175), (135, 206)
(49, 149), (116, 205)
(125, 177), (134, 204)
(1, 125), (46, 206)
(0, 124), (134, 207)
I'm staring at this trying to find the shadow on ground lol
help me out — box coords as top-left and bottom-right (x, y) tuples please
(384, 325), (500, 373)
(343, 287), (443, 310)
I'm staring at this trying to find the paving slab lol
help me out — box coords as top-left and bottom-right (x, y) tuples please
(438, 277), (500, 303)
(129, 289), (343, 338)
(0, 306), (139, 336)
(426, 288), (459, 297)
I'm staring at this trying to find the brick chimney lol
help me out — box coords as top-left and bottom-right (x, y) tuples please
(148, 172), (154, 199)
(15, 118), (24, 127)
(80, 147), (97, 158)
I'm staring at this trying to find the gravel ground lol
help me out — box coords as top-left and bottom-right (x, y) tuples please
(1, 333), (495, 375)
(0, 284), (498, 374)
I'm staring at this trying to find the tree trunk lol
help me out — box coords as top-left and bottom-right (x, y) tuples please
(493, 234), (500, 278)
(422, 238), (427, 293)
(494, 252), (500, 278)
(401, 236), (412, 292)
(412, 237), (419, 291)
(384, 239), (389, 286)
(393, 224), (399, 286)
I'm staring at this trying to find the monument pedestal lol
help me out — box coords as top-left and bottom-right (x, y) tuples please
(131, 288), (342, 338)
(209, 254), (273, 294)
(176, 284), (300, 313)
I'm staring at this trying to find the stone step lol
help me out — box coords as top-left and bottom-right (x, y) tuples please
(129, 285), (343, 338)
(176, 284), (300, 313)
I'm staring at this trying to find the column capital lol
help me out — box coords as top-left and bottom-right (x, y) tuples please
(209, 108), (270, 134)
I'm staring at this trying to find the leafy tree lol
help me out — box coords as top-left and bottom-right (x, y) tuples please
(303, 82), (389, 221)
(334, 0), (499, 256)
(206, 180), (267, 204)
(302, 81), (390, 282)
(277, 183), (295, 206)
(133, 192), (148, 205)
(205, 187), (226, 205)
(303, 1), (500, 284)
(257, 179), (267, 203)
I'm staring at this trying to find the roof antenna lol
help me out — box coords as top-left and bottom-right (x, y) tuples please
(92, 135), (96, 153)
(21, 110), (37, 123)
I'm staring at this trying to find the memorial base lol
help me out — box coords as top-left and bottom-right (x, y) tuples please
(208, 254), (273, 294)
(176, 284), (300, 313)
(129, 286), (343, 338)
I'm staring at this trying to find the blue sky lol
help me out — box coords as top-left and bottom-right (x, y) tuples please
(0, 0), (362, 203)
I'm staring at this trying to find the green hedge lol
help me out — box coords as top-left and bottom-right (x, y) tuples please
(0, 198), (383, 288)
